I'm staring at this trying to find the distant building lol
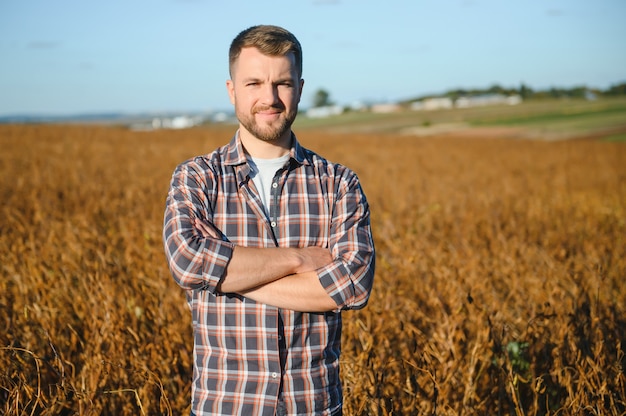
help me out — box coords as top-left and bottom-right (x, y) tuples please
(411, 94), (521, 111)
(212, 112), (230, 122)
(305, 105), (344, 118)
(152, 116), (193, 129)
(585, 90), (597, 101)
(411, 97), (454, 111)
(371, 103), (401, 113)
(349, 101), (368, 111)
(455, 94), (522, 108)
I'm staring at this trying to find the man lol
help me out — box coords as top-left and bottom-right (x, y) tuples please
(163, 25), (375, 416)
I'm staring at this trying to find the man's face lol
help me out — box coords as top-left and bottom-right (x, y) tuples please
(227, 47), (303, 143)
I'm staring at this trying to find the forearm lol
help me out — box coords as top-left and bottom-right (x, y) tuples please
(218, 246), (302, 292)
(239, 271), (337, 312)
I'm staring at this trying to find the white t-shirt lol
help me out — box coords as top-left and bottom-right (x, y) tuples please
(247, 154), (291, 217)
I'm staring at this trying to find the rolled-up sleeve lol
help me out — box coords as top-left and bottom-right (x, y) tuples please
(163, 160), (234, 294)
(317, 171), (375, 310)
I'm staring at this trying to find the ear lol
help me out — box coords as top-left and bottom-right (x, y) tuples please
(226, 79), (236, 105)
(297, 79), (304, 103)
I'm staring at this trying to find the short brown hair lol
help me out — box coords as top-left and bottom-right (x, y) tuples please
(229, 25), (303, 78)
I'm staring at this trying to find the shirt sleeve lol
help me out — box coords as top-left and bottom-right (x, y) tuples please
(317, 169), (375, 311)
(163, 159), (234, 294)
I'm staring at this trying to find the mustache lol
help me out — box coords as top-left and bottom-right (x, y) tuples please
(253, 104), (285, 113)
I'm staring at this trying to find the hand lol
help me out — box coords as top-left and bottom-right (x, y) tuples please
(193, 218), (221, 239)
(194, 217), (332, 276)
(295, 246), (333, 273)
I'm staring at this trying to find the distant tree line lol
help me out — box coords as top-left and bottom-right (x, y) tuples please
(603, 81), (626, 96)
(310, 81), (626, 110)
(312, 89), (333, 108)
(418, 81), (626, 102)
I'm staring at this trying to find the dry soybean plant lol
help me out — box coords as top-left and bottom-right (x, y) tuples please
(1, 124), (624, 415)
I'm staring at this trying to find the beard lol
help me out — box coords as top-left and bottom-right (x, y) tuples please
(236, 104), (298, 142)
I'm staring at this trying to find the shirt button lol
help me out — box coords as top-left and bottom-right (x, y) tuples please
(272, 182), (278, 189)
(271, 372), (278, 379)
(271, 221), (277, 227)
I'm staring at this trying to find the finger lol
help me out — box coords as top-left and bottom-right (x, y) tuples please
(193, 218), (217, 238)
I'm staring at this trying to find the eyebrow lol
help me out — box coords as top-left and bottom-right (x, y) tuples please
(240, 76), (296, 84)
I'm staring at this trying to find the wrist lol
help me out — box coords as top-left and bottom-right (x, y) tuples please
(290, 247), (307, 274)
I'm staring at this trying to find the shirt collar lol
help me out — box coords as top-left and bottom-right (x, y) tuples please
(223, 130), (309, 167)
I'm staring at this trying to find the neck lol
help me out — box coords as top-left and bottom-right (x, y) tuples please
(238, 128), (292, 159)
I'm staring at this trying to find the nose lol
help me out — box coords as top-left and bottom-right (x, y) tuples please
(259, 84), (280, 106)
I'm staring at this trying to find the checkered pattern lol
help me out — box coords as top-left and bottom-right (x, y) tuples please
(163, 133), (375, 415)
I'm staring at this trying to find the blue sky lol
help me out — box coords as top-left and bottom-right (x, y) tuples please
(1, 0), (625, 115)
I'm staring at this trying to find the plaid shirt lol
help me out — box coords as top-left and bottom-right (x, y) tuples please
(163, 133), (375, 416)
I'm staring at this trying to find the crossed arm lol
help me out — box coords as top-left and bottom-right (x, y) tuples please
(164, 159), (374, 313)
(194, 219), (338, 312)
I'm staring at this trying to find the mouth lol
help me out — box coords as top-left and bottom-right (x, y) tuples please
(254, 106), (283, 122)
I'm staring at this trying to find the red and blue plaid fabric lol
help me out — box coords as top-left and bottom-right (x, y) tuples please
(163, 133), (375, 415)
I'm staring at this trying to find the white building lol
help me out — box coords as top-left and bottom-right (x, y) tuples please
(411, 97), (454, 111)
(305, 105), (344, 118)
(455, 94), (522, 108)
(371, 103), (401, 113)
